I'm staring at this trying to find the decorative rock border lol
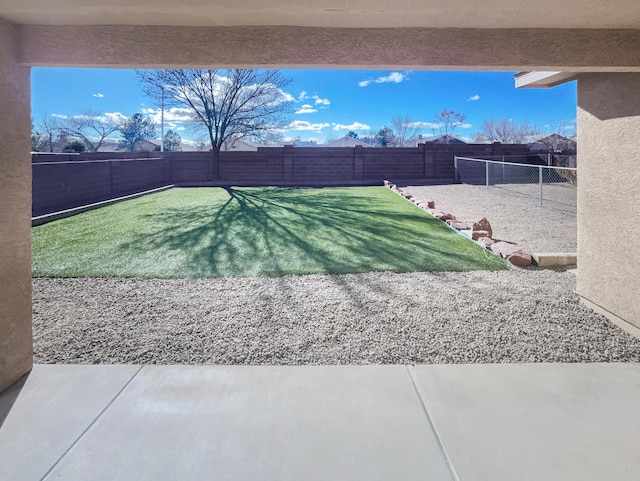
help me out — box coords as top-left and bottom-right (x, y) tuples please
(383, 180), (533, 267)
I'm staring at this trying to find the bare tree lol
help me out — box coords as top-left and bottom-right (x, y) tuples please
(434, 109), (466, 138)
(245, 130), (285, 146)
(477, 118), (541, 144)
(137, 69), (293, 179)
(60, 109), (121, 152)
(323, 133), (340, 144)
(390, 115), (420, 147)
(36, 114), (62, 152)
(31, 119), (41, 152)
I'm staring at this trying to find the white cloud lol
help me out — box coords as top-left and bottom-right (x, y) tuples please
(298, 91), (309, 101)
(407, 121), (442, 129)
(312, 95), (330, 106)
(176, 126), (186, 131)
(139, 106), (192, 124)
(468, 94), (480, 101)
(103, 112), (128, 124)
(51, 113), (68, 119)
(358, 72), (407, 87)
(333, 122), (371, 131)
(92, 93), (104, 98)
(295, 104), (317, 114)
(280, 90), (296, 103)
(407, 120), (473, 130)
(286, 120), (330, 132)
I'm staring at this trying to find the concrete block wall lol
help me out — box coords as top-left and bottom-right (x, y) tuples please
(33, 158), (170, 216)
(363, 148), (424, 180)
(168, 152), (209, 183)
(220, 149), (285, 181)
(292, 147), (356, 181)
(33, 143), (545, 216)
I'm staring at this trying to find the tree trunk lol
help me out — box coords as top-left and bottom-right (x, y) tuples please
(209, 148), (220, 181)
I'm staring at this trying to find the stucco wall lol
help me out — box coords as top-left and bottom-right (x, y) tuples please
(17, 25), (640, 71)
(577, 73), (640, 330)
(0, 19), (33, 392)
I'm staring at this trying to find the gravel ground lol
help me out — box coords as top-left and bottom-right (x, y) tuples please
(401, 183), (577, 253)
(33, 270), (640, 364)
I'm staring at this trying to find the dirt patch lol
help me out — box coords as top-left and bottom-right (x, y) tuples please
(401, 183), (576, 253)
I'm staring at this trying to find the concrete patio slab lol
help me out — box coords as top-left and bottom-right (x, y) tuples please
(0, 364), (141, 481)
(410, 363), (640, 481)
(42, 365), (454, 481)
(3, 363), (639, 481)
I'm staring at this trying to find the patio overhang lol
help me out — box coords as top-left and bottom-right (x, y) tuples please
(514, 71), (579, 88)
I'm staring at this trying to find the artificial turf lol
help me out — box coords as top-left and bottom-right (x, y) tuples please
(32, 186), (507, 278)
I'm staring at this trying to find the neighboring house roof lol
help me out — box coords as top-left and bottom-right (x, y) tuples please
(424, 134), (466, 144)
(96, 139), (160, 152)
(529, 134), (576, 151)
(221, 138), (259, 151)
(293, 140), (319, 147)
(96, 141), (119, 152)
(322, 136), (372, 148)
(130, 139), (160, 151)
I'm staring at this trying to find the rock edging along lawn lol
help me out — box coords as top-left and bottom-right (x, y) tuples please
(384, 180), (532, 267)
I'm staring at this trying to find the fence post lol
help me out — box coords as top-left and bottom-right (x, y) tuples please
(283, 145), (293, 181)
(423, 143), (434, 179)
(453, 156), (458, 182)
(486, 160), (489, 191)
(539, 165), (543, 207)
(109, 159), (114, 197)
(354, 145), (364, 180)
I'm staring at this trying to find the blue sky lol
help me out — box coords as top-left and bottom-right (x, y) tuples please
(31, 68), (577, 145)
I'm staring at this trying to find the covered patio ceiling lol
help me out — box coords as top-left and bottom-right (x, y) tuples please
(2, 0), (640, 29)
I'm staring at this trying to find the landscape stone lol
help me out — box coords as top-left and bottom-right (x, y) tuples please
(426, 200), (436, 209)
(476, 237), (495, 248)
(438, 212), (456, 221)
(489, 241), (522, 259)
(507, 251), (533, 266)
(471, 229), (490, 240)
(472, 217), (493, 239)
(447, 220), (471, 230)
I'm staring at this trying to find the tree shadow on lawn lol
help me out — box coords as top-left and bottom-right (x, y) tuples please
(119, 187), (505, 277)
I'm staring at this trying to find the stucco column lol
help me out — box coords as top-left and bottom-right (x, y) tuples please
(0, 19), (33, 392)
(576, 73), (640, 336)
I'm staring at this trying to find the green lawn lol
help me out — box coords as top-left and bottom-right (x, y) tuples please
(32, 186), (506, 278)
